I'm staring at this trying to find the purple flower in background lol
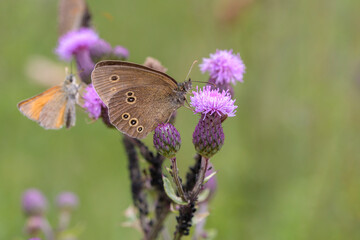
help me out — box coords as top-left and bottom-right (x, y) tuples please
(200, 49), (245, 85)
(112, 45), (129, 59)
(55, 28), (99, 61)
(56, 192), (79, 211)
(22, 189), (47, 216)
(202, 163), (217, 202)
(190, 86), (237, 118)
(82, 84), (106, 119)
(55, 28), (98, 84)
(25, 216), (43, 235)
(89, 39), (112, 59)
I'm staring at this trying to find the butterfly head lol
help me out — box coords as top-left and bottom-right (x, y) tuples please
(173, 79), (192, 107)
(63, 74), (79, 95)
(178, 78), (192, 93)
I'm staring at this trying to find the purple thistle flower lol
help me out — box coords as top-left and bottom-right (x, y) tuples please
(55, 28), (99, 61)
(56, 192), (79, 211)
(55, 28), (99, 84)
(89, 39), (112, 60)
(200, 49), (245, 85)
(193, 115), (224, 159)
(112, 45), (129, 59)
(153, 123), (181, 158)
(22, 189), (47, 216)
(82, 84), (106, 119)
(190, 86), (237, 119)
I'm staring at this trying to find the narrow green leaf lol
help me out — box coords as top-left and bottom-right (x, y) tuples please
(162, 175), (187, 205)
(197, 188), (210, 202)
(203, 171), (217, 184)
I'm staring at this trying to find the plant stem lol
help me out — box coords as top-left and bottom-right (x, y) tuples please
(124, 136), (172, 240)
(170, 157), (187, 202)
(190, 156), (209, 200)
(41, 218), (54, 240)
(123, 135), (150, 238)
(173, 157), (209, 240)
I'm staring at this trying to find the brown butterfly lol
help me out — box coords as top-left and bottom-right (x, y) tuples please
(18, 74), (79, 129)
(92, 61), (192, 139)
(58, 0), (92, 37)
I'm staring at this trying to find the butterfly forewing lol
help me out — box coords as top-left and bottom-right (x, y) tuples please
(92, 61), (178, 106)
(58, 0), (91, 37)
(108, 86), (177, 139)
(18, 76), (79, 129)
(18, 86), (62, 122)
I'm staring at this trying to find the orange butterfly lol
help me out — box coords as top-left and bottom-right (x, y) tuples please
(18, 74), (80, 129)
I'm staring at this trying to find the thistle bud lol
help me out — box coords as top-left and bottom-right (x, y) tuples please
(153, 123), (181, 158)
(193, 115), (224, 159)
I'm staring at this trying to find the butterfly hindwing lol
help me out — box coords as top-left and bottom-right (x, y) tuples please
(108, 86), (177, 139)
(38, 90), (68, 129)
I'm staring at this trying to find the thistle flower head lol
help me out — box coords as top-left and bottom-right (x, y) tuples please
(82, 84), (106, 119)
(89, 39), (112, 59)
(22, 189), (47, 216)
(153, 123), (181, 158)
(200, 49), (245, 85)
(56, 192), (79, 211)
(190, 86), (237, 118)
(55, 28), (99, 61)
(193, 115), (224, 159)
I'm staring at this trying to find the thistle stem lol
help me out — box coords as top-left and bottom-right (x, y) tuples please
(75, 48), (94, 84)
(190, 156), (209, 200)
(170, 157), (187, 202)
(41, 218), (54, 240)
(123, 135), (150, 238)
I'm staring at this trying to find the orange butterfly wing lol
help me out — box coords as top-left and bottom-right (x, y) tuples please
(18, 86), (67, 129)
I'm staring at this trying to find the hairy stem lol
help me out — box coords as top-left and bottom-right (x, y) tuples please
(123, 135), (150, 238)
(190, 157), (209, 200)
(170, 157), (187, 202)
(174, 156), (209, 239)
(124, 136), (172, 240)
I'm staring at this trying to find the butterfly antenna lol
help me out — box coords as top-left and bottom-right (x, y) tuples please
(184, 96), (195, 112)
(185, 60), (198, 81)
(191, 80), (217, 88)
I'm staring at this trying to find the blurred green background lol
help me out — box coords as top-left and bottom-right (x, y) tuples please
(1, 0), (360, 239)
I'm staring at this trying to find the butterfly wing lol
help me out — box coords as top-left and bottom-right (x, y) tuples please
(58, 0), (91, 36)
(108, 86), (178, 139)
(92, 61), (178, 106)
(25, 55), (66, 87)
(18, 86), (68, 129)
